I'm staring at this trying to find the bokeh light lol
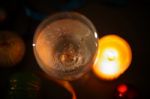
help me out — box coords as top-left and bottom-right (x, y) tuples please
(114, 83), (140, 99)
(93, 34), (132, 80)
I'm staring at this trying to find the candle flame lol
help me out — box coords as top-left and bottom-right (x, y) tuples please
(93, 34), (132, 80)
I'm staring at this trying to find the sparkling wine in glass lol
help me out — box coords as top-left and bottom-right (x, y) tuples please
(33, 12), (98, 80)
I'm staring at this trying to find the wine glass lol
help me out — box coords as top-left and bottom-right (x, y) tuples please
(33, 12), (98, 80)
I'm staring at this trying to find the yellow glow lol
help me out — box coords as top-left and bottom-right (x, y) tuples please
(93, 34), (132, 80)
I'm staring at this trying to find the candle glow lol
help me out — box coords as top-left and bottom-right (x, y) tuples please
(93, 34), (132, 80)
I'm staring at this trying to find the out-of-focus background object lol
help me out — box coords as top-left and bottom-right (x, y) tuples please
(6, 72), (41, 99)
(0, 31), (25, 67)
(0, 0), (150, 99)
(114, 83), (140, 99)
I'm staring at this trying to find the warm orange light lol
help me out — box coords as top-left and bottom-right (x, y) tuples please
(93, 34), (132, 80)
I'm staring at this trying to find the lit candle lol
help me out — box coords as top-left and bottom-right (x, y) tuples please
(93, 34), (132, 80)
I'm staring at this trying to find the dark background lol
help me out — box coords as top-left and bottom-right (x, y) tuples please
(0, 0), (150, 99)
